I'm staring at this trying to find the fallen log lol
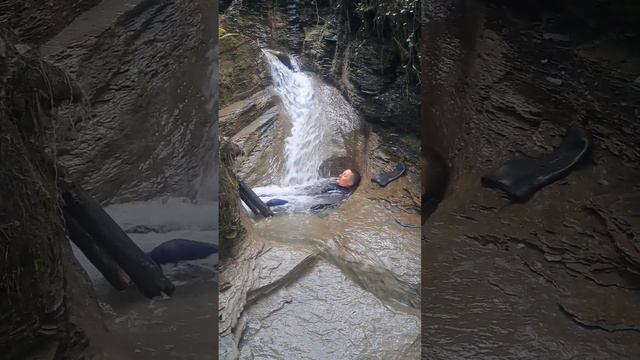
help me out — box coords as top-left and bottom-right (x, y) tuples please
(239, 188), (260, 215)
(239, 181), (273, 217)
(64, 211), (131, 290)
(60, 180), (175, 298)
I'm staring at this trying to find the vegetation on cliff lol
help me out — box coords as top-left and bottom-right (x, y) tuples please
(343, 0), (421, 80)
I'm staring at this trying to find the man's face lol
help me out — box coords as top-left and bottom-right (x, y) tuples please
(337, 169), (354, 188)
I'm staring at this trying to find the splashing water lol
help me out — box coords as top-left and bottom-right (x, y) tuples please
(263, 50), (358, 186)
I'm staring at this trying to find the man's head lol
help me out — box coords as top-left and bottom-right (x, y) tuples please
(337, 169), (361, 189)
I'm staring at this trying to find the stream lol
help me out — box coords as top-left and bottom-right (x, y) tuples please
(220, 50), (421, 359)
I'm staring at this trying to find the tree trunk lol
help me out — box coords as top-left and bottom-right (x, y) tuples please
(61, 180), (175, 298)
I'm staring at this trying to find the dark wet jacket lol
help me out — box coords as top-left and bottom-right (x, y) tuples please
(302, 179), (353, 212)
(259, 178), (354, 214)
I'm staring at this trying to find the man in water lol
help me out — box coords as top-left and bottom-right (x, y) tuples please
(261, 169), (361, 213)
(336, 168), (360, 188)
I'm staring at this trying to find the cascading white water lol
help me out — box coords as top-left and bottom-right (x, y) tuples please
(263, 50), (358, 186)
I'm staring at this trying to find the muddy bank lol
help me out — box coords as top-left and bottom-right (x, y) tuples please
(422, 0), (640, 358)
(0, 0), (101, 44)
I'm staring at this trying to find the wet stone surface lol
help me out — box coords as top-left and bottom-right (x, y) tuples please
(422, 1), (640, 358)
(239, 260), (420, 360)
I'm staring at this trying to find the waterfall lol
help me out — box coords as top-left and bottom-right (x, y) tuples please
(263, 50), (334, 186)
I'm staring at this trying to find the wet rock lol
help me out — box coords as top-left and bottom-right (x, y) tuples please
(422, 0), (640, 355)
(543, 33), (570, 42)
(229, 104), (284, 186)
(301, 21), (337, 78)
(47, 0), (217, 202)
(218, 238), (263, 359)
(239, 262), (420, 359)
(334, 37), (419, 132)
(269, 49), (295, 70)
(219, 34), (270, 107)
(344, 39), (398, 95)
(588, 194), (640, 271)
(546, 76), (563, 85)
(560, 292), (640, 332)
(220, 89), (275, 138)
(0, 0), (100, 44)
(221, 0), (314, 53)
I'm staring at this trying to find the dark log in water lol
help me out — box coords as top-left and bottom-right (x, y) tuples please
(239, 188), (261, 215)
(61, 180), (175, 298)
(239, 181), (274, 217)
(64, 211), (131, 290)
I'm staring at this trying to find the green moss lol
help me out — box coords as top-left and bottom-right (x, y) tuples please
(218, 27), (227, 38)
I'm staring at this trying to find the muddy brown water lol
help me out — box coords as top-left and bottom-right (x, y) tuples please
(236, 196), (421, 359)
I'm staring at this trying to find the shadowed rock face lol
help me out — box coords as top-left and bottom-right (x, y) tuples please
(44, 0), (217, 204)
(421, 146), (448, 223)
(422, 0), (640, 358)
(0, 27), (99, 360)
(0, 0), (100, 44)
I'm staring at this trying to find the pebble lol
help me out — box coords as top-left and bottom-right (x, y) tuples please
(546, 76), (563, 86)
(544, 253), (563, 262)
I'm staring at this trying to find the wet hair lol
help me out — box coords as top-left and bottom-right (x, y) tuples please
(350, 169), (361, 188)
